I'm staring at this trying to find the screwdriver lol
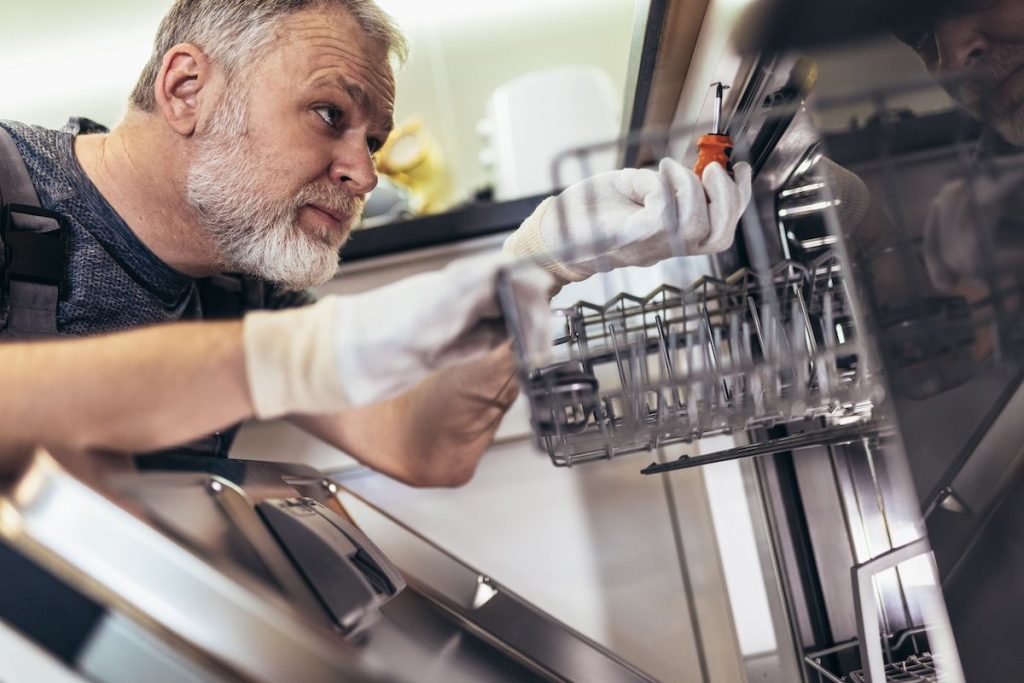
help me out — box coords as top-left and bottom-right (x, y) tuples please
(694, 82), (734, 179)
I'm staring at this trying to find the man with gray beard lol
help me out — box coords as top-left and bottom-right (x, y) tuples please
(0, 0), (539, 484)
(0, 0), (752, 483)
(186, 88), (353, 290)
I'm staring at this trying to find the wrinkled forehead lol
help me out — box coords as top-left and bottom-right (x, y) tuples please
(273, 6), (397, 114)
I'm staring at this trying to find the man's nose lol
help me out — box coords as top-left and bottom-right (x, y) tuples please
(933, 17), (989, 73)
(328, 134), (379, 196)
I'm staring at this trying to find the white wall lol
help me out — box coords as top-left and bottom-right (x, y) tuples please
(0, 2), (167, 128)
(382, 0), (635, 203)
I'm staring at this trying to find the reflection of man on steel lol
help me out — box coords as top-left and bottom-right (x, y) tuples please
(886, 2), (1024, 305)
(893, 0), (1024, 146)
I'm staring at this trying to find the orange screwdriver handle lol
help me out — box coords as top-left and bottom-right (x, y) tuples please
(693, 133), (734, 179)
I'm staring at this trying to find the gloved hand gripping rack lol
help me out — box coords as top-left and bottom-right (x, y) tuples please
(497, 96), (883, 472)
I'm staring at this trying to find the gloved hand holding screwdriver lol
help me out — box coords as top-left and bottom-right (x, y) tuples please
(504, 158), (752, 289)
(504, 83), (752, 291)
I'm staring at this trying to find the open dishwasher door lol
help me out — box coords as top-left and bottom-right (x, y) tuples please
(0, 449), (654, 683)
(494, 34), (988, 683)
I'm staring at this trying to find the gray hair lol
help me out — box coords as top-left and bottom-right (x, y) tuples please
(129, 0), (407, 111)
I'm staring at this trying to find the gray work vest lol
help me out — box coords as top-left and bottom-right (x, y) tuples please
(0, 126), (263, 457)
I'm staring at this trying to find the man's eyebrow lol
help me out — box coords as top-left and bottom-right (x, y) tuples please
(311, 74), (392, 133)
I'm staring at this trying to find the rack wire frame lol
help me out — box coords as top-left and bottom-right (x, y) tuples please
(499, 110), (879, 468)
(805, 638), (938, 683)
(500, 72), (1024, 473)
(528, 251), (875, 466)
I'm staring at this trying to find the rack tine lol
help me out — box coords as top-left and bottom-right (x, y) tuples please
(686, 330), (701, 430)
(608, 323), (631, 389)
(669, 324), (685, 412)
(748, 295), (768, 359)
(746, 322), (767, 416)
(701, 305), (734, 402)
(789, 299), (810, 404)
(823, 292), (836, 349)
(655, 315), (679, 411)
(573, 306), (597, 376)
(630, 334), (647, 426)
(794, 283), (819, 356)
(729, 311), (743, 404)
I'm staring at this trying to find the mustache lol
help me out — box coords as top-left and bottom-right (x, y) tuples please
(294, 183), (363, 220)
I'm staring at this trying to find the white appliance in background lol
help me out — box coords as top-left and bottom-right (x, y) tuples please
(479, 65), (620, 200)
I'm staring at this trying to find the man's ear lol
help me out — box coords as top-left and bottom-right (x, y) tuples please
(153, 43), (211, 136)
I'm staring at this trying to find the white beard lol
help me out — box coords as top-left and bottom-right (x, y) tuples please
(185, 94), (360, 291)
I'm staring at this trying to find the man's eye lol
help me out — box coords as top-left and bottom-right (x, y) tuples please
(314, 106), (342, 128)
(367, 137), (383, 154)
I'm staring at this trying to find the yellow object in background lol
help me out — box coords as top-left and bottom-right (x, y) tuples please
(375, 116), (453, 215)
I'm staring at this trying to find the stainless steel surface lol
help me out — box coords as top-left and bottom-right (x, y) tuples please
(132, 454), (650, 683)
(333, 481), (659, 683)
(77, 612), (233, 683)
(4, 451), (657, 683)
(812, 70), (1024, 682)
(0, 617), (91, 683)
(0, 450), (384, 683)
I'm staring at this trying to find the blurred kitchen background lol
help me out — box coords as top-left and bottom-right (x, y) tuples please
(0, 0), (953, 209)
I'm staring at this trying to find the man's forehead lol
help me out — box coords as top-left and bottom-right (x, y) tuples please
(272, 8), (396, 124)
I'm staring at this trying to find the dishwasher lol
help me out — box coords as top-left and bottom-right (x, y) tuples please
(493, 20), (1024, 681)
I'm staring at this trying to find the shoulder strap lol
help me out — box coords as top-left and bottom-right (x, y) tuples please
(0, 127), (43, 208)
(198, 273), (267, 319)
(0, 127), (65, 338)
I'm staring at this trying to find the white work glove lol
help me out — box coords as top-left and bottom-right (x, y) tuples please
(503, 158), (752, 287)
(242, 252), (554, 419)
(923, 167), (1024, 292)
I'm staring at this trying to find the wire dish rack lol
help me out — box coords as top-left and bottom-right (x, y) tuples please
(493, 92), (894, 470)
(805, 630), (939, 683)
(510, 247), (877, 468)
(851, 655), (937, 683)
